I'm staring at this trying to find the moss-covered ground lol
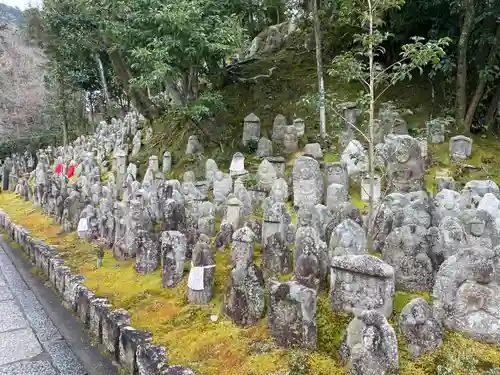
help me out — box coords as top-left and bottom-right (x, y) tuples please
(2, 188), (500, 374)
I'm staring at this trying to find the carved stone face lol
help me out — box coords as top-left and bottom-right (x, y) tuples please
(298, 209), (313, 227)
(412, 304), (427, 324)
(443, 200), (457, 210)
(470, 219), (485, 237)
(272, 185), (286, 202)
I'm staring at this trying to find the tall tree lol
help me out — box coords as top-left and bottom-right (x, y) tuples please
(329, 0), (449, 234)
(454, 0), (475, 131)
(311, 0), (326, 138)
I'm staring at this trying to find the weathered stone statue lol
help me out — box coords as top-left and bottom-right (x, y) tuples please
(187, 234), (215, 305)
(382, 134), (424, 193)
(224, 228), (265, 326)
(292, 156), (323, 209)
(449, 135), (472, 161)
(398, 298), (443, 359)
(330, 255), (395, 318)
(161, 231), (187, 288)
(340, 310), (399, 375)
(268, 280), (317, 349)
(382, 224), (434, 292)
(433, 245), (500, 344)
(134, 230), (160, 274)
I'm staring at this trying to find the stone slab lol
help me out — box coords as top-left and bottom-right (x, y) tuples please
(43, 340), (87, 375)
(0, 286), (13, 302)
(20, 292), (61, 342)
(0, 300), (27, 332)
(0, 328), (43, 366)
(0, 360), (57, 375)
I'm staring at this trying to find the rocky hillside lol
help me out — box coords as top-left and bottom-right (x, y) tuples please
(0, 3), (22, 24)
(0, 10), (45, 140)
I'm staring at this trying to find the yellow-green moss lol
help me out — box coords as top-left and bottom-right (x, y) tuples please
(323, 152), (339, 163)
(424, 135), (500, 192)
(393, 291), (432, 316)
(315, 295), (350, 359)
(0, 192), (286, 375)
(3, 130), (500, 374)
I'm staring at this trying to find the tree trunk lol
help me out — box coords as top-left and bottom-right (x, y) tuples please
(464, 23), (500, 129)
(312, 0), (326, 138)
(95, 53), (111, 110)
(89, 92), (95, 133)
(61, 98), (68, 146)
(165, 80), (184, 105)
(486, 82), (500, 133)
(367, 0), (375, 236)
(106, 46), (159, 120)
(455, 0), (475, 131)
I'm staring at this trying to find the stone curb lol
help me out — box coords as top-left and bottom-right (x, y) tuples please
(0, 210), (195, 375)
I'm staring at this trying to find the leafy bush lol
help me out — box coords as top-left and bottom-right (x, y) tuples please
(245, 138), (259, 154)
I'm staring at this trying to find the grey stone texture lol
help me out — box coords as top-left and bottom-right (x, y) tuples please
(340, 310), (399, 375)
(0, 244), (85, 374)
(433, 245), (500, 344)
(398, 298), (443, 359)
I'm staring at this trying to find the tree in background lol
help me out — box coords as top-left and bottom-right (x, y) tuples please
(329, 0), (449, 234)
(311, 0), (327, 138)
(386, 0), (500, 133)
(0, 24), (45, 139)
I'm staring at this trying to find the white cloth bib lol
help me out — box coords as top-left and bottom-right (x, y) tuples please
(77, 218), (89, 238)
(188, 267), (205, 291)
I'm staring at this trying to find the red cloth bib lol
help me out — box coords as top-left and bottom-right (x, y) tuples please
(67, 164), (76, 178)
(55, 163), (63, 174)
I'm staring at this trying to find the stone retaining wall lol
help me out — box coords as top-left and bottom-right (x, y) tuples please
(0, 210), (195, 375)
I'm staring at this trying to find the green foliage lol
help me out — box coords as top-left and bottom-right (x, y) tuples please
(245, 138), (259, 155)
(486, 367), (500, 375)
(436, 350), (479, 375)
(329, 32), (450, 100)
(170, 91), (226, 125)
(0, 131), (53, 160)
(127, 0), (246, 91)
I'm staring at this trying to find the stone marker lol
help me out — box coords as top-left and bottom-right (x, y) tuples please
(398, 298), (443, 359)
(187, 235), (215, 305)
(330, 255), (395, 317)
(161, 231), (187, 288)
(242, 113), (261, 146)
(292, 156), (323, 208)
(256, 137), (273, 157)
(449, 135), (472, 161)
(272, 114), (287, 143)
(340, 310), (399, 375)
(268, 280), (317, 349)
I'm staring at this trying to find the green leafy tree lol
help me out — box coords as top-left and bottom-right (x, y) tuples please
(328, 0), (450, 234)
(35, 0), (247, 122)
(386, 0), (500, 132)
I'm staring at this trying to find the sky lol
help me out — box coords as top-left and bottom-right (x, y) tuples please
(1, 0), (41, 10)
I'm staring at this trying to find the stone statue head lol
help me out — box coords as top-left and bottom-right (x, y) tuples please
(470, 217), (485, 237)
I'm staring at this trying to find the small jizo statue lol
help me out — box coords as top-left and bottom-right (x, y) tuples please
(223, 231), (265, 326)
(187, 234), (215, 305)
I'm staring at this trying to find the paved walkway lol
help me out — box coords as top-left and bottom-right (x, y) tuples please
(0, 244), (87, 375)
